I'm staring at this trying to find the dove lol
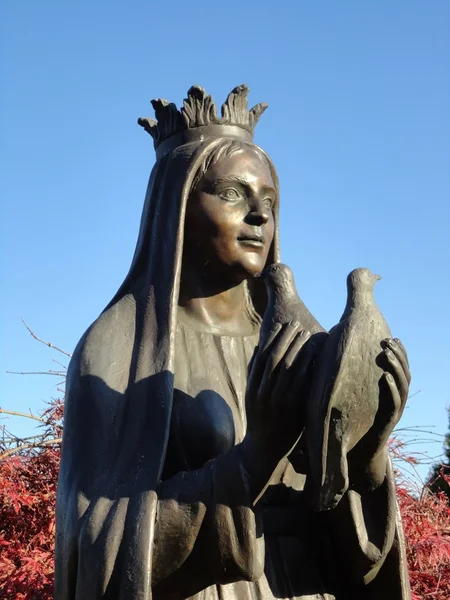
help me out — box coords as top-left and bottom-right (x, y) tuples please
(258, 263), (324, 346)
(306, 267), (392, 510)
(254, 263), (327, 476)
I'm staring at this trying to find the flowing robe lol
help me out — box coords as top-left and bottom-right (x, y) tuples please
(55, 137), (410, 600)
(151, 318), (410, 600)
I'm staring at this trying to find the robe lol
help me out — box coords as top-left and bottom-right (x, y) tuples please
(54, 134), (410, 600)
(150, 317), (411, 599)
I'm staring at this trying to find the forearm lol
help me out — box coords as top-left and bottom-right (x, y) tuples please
(327, 455), (397, 586)
(153, 440), (280, 593)
(238, 435), (287, 504)
(349, 446), (389, 494)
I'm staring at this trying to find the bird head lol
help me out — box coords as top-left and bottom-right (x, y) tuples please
(256, 263), (296, 293)
(347, 268), (381, 292)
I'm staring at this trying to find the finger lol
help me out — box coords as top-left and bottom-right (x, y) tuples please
(394, 338), (410, 368)
(283, 329), (311, 370)
(260, 321), (303, 384)
(372, 372), (398, 441)
(290, 335), (317, 393)
(384, 338), (411, 385)
(383, 348), (409, 404)
(258, 322), (303, 401)
(276, 332), (317, 413)
(247, 346), (259, 375)
(272, 330), (311, 402)
(284, 340), (317, 423)
(382, 371), (404, 421)
(261, 323), (284, 353)
(248, 323), (283, 391)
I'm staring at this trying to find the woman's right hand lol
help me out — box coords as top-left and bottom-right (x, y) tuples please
(243, 322), (315, 465)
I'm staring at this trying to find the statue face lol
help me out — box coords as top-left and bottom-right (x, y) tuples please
(184, 145), (276, 283)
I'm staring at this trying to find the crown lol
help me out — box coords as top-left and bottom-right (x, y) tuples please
(138, 84), (268, 159)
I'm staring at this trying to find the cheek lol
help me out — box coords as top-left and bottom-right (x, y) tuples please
(185, 202), (217, 238)
(269, 213), (275, 238)
(202, 205), (241, 242)
(184, 206), (238, 260)
(266, 214), (276, 247)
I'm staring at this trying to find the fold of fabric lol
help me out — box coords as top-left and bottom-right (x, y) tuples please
(54, 138), (279, 600)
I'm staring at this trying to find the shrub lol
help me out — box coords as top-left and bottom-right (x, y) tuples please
(1, 326), (449, 599)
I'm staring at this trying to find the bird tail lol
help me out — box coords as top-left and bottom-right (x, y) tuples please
(318, 408), (350, 510)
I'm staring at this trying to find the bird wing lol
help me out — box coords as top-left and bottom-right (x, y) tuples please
(317, 323), (357, 509)
(311, 308), (390, 510)
(306, 320), (351, 508)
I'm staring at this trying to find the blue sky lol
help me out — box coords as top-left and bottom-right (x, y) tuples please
(1, 1), (449, 483)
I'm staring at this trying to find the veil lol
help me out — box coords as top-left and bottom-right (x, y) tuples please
(54, 136), (280, 599)
(54, 88), (410, 599)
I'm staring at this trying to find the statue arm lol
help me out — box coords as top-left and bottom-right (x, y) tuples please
(351, 338), (410, 491)
(152, 441), (277, 596)
(326, 456), (410, 596)
(305, 329), (409, 495)
(326, 454), (396, 582)
(152, 320), (320, 594)
(311, 338), (411, 593)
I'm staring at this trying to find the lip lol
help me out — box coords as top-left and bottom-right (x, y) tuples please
(237, 235), (265, 248)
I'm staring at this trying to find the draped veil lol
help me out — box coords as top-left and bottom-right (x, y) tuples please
(55, 137), (280, 600)
(55, 133), (410, 600)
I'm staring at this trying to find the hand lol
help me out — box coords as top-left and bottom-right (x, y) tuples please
(377, 337), (411, 446)
(244, 321), (315, 462)
(350, 337), (411, 490)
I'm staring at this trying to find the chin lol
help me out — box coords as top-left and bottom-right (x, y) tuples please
(212, 248), (268, 284)
(232, 256), (267, 280)
(244, 263), (265, 278)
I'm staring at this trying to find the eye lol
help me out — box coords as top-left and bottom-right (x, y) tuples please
(263, 197), (274, 209)
(220, 188), (241, 201)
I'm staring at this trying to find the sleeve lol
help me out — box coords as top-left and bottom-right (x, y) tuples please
(325, 453), (411, 597)
(151, 444), (265, 597)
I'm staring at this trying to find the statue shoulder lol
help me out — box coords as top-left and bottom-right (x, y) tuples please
(67, 298), (135, 396)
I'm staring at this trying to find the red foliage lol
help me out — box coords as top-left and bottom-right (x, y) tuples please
(0, 400), (62, 600)
(0, 450), (59, 599)
(1, 401), (450, 599)
(398, 481), (450, 600)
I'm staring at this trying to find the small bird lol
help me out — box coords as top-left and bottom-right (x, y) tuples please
(306, 268), (391, 510)
(255, 264), (327, 477)
(258, 263), (324, 345)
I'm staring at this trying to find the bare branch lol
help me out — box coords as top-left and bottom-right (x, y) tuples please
(1, 433), (50, 445)
(52, 359), (68, 370)
(6, 370), (65, 376)
(0, 437), (62, 459)
(21, 318), (72, 358)
(0, 408), (46, 423)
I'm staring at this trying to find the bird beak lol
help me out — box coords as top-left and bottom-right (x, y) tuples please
(374, 274), (381, 281)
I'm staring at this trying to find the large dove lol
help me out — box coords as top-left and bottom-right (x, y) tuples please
(306, 268), (391, 510)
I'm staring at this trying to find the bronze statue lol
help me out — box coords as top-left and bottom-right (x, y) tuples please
(55, 85), (411, 599)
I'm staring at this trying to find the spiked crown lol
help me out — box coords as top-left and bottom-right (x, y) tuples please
(138, 85), (268, 159)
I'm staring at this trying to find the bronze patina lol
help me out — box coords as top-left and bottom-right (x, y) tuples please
(55, 85), (411, 600)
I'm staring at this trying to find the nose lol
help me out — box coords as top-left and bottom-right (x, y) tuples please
(246, 197), (270, 225)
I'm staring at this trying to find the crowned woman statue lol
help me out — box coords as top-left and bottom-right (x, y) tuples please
(54, 85), (411, 600)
